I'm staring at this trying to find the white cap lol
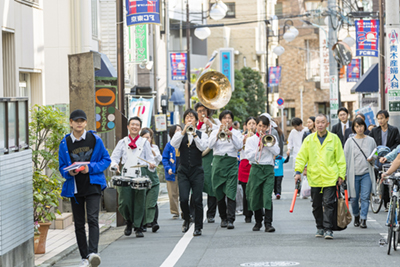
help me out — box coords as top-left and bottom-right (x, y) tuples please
(260, 113), (277, 128)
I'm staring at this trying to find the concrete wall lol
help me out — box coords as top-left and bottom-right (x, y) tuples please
(0, 150), (34, 267)
(0, 0), (45, 103)
(43, 0), (100, 106)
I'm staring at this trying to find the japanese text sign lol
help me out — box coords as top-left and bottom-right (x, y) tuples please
(356, 19), (379, 57)
(126, 0), (161, 26)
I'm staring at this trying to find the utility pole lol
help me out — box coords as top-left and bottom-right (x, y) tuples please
(385, 0), (400, 125)
(379, 0), (385, 110)
(328, 0), (339, 127)
(185, 1), (191, 108)
(115, 0), (126, 227)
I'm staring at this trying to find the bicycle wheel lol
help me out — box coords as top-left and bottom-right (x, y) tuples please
(370, 192), (382, 214)
(387, 197), (397, 255)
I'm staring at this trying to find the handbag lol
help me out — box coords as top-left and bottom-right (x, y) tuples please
(333, 185), (352, 231)
(351, 138), (373, 166)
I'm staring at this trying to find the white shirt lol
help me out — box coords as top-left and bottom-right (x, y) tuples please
(341, 121), (350, 135)
(151, 144), (162, 165)
(170, 131), (208, 152)
(287, 128), (307, 156)
(196, 118), (221, 134)
(208, 128), (243, 158)
(110, 136), (156, 172)
(246, 134), (280, 165)
(70, 130), (87, 143)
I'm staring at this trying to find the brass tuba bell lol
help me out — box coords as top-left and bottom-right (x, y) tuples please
(196, 71), (232, 110)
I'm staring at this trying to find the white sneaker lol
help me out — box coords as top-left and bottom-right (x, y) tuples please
(88, 253), (101, 267)
(79, 259), (90, 267)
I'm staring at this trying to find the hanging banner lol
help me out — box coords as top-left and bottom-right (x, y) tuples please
(355, 19), (379, 57)
(170, 53), (187, 81)
(268, 66), (281, 87)
(191, 50), (219, 96)
(386, 28), (400, 112)
(129, 24), (148, 63)
(128, 97), (154, 128)
(126, 0), (161, 27)
(220, 48), (235, 91)
(95, 86), (117, 133)
(347, 59), (361, 83)
(319, 27), (330, 89)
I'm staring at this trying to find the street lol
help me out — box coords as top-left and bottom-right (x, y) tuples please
(53, 165), (400, 267)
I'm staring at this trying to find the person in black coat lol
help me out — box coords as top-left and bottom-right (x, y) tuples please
(369, 110), (400, 211)
(344, 113), (370, 144)
(331, 107), (352, 147)
(369, 110), (400, 150)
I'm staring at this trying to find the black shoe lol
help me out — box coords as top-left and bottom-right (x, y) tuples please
(135, 229), (144, 238)
(245, 217), (252, 223)
(182, 220), (191, 233)
(207, 217), (215, 223)
(360, 219), (367, 228)
(354, 216), (360, 227)
(124, 221), (132, 236)
(264, 224), (275, 232)
(152, 223), (160, 233)
(141, 227), (147, 232)
(146, 223), (152, 228)
(220, 219), (228, 228)
(227, 221), (235, 229)
(252, 222), (262, 231)
(193, 229), (202, 236)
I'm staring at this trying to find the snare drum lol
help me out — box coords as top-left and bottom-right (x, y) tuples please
(131, 177), (152, 190)
(112, 176), (133, 187)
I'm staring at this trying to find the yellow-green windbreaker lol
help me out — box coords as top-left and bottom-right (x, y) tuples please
(295, 131), (346, 187)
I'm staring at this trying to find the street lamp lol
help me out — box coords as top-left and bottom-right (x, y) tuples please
(343, 34), (355, 47)
(194, 27), (211, 40)
(273, 46), (285, 56)
(209, 1), (227, 21)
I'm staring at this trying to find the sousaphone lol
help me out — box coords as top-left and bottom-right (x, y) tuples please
(196, 71), (232, 110)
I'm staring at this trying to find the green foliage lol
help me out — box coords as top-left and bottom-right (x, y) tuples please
(224, 70), (248, 123)
(33, 171), (62, 222)
(30, 105), (69, 222)
(240, 67), (267, 118)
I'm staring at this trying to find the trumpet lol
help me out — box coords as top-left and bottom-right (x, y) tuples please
(218, 124), (229, 142)
(186, 124), (196, 135)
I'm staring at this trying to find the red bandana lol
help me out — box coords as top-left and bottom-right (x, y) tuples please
(197, 121), (204, 130)
(128, 135), (140, 149)
(256, 132), (260, 137)
(229, 127), (233, 131)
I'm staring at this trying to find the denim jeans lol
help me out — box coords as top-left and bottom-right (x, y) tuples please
(351, 173), (372, 220)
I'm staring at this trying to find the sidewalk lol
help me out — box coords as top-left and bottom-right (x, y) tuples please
(35, 183), (168, 267)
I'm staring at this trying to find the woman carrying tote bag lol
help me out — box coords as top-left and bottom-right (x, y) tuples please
(343, 117), (377, 229)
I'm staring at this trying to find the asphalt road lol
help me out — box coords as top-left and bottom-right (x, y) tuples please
(53, 165), (400, 267)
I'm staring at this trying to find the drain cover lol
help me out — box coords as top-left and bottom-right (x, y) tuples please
(240, 262), (300, 267)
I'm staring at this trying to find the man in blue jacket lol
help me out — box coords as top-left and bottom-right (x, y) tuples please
(59, 109), (111, 267)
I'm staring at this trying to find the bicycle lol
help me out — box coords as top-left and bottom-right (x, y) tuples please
(370, 169), (383, 213)
(382, 164), (400, 255)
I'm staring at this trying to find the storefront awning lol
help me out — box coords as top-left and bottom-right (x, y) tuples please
(95, 53), (117, 78)
(351, 63), (379, 93)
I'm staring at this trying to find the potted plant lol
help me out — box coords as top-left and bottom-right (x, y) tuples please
(30, 105), (68, 254)
(34, 221), (41, 253)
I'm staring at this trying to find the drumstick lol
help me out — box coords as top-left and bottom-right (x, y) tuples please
(138, 157), (153, 166)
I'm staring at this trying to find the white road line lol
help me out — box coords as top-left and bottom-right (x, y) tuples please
(160, 205), (208, 267)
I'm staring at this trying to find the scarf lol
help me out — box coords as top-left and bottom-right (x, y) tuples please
(197, 121), (204, 130)
(128, 135), (140, 149)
